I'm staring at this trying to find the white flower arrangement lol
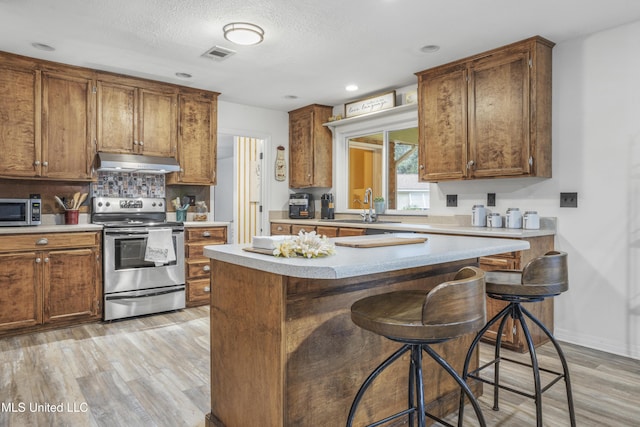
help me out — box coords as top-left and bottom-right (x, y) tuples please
(273, 230), (336, 258)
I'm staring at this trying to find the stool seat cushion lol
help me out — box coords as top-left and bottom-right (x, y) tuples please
(351, 267), (486, 342)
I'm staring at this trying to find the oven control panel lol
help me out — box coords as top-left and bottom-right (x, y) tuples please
(93, 197), (165, 213)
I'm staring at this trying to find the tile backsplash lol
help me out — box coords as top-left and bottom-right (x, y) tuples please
(92, 171), (165, 198)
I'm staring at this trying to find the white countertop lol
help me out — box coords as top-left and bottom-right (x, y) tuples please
(204, 233), (530, 279)
(271, 218), (555, 238)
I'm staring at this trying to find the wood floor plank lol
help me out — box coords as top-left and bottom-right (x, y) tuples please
(1, 306), (638, 426)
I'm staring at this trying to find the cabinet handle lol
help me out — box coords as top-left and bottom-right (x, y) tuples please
(35, 257), (42, 263)
(202, 231), (211, 237)
(203, 265), (211, 272)
(42, 161), (48, 167)
(139, 141), (144, 146)
(36, 238), (48, 245)
(419, 164), (424, 170)
(467, 160), (475, 170)
(134, 141), (139, 145)
(204, 286), (211, 292)
(34, 160), (41, 166)
(44, 258), (49, 263)
(529, 156), (533, 166)
(277, 226), (283, 231)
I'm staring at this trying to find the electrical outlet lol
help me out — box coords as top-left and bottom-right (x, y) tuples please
(487, 193), (496, 207)
(446, 194), (458, 207)
(560, 192), (578, 208)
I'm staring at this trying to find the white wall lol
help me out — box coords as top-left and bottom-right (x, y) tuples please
(428, 22), (640, 359)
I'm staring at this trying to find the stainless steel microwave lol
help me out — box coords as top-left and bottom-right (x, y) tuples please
(0, 197), (42, 226)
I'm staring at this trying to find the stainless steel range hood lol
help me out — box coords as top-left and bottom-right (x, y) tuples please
(96, 152), (180, 173)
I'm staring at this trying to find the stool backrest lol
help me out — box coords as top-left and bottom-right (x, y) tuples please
(421, 267), (486, 337)
(521, 251), (568, 291)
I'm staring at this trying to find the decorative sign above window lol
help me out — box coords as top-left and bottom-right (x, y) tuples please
(344, 91), (396, 118)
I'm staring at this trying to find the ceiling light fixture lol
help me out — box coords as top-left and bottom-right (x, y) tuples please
(345, 84), (358, 92)
(223, 22), (264, 46)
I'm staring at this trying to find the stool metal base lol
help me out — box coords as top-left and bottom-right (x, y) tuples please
(346, 342), (486, 427)
(460, 298), (576, 427)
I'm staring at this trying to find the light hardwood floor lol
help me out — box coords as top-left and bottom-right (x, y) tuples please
(0, 307), (638, 426)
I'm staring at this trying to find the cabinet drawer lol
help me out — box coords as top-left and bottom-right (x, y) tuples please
(338, 227), (366, 237)
(0, 232), (100, 253)
(186, 227), (227, 243)
(292, 224), (315, 235)
(187, 278), (211, 303)
(187, 259), (211, 279)
(316, 226), (338, 238)
(271, 223), (292, 235)
(187, 241), (224, 258)
(479, 256), (517, 271)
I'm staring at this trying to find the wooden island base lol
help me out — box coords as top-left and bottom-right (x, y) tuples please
(206, 257), (482, 427)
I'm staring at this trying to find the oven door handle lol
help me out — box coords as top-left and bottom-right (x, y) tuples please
(106, 231), (183, 237)
(105, 287), (185, 301)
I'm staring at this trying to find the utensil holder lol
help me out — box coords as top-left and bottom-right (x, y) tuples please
(176, 208), (188, 222)
(65, 210), (79, 225)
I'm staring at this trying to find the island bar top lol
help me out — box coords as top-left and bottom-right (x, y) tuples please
(204, 233), (532, 427)
(203, 233), (530, 279)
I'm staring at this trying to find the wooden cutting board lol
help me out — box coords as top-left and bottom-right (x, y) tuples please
(334, 235), (428, 248)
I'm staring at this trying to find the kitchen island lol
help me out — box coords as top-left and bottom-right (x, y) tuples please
(203, 233), (529, 427)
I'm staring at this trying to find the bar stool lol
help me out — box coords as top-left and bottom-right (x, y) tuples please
(459, 251), (576, 427)
(347, 266), (487, 427)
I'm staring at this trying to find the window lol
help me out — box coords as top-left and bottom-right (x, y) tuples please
(331, 104), (429, 214)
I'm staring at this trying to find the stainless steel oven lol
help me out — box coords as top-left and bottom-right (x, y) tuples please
(92, 197), (186, 321)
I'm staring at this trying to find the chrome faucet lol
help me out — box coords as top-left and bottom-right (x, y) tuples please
(363, 188), (376, 223)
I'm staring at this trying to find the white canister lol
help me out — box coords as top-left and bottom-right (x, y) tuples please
(471, 204), (486, 227)
(487, 213), (503, 228)
(523, 211), (540, 229)
(505, 208), (522, 229)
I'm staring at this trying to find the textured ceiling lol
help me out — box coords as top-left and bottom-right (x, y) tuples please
(2, 0), (640, 111)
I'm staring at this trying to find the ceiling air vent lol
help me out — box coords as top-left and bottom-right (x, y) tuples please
(202, 45), (236, 61)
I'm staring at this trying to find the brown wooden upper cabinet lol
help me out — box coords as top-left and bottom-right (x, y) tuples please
(167, 91), (218, 185)
(288, 104), (333, 188)
(0, 55), (94, 180)
(416, 36), (554, 181)
(96, 80), (178, 158)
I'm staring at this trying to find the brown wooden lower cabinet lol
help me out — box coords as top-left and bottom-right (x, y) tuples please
(272, 222), (366, 238)
(0, 231), (102, 336)
(479, 235), (555, 352)
(185, 226), (227, 307)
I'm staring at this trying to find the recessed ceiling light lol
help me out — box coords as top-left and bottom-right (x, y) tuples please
(420, 44), (440, 53)
(223, 22), (264, 46)
(175, 72), (192, 78)
(345, 84), (358, 92)
(31, 42), (55, 51)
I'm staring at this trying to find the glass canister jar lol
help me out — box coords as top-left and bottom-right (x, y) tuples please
(194, 201), (208, 221)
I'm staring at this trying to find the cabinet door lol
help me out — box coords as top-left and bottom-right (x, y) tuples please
(418, 64), (468, 181)
(44, 247), (100, 323)
(468, 49), (531, 178)
(0, 252), (42, 331)
(138, 88), (178, 157)
(171, 93), (217, 184)
(0, 64), (40, 178)
(96, 81), (137, 154)
(41, 72), (95, 180)
(289, 108), (314, 188)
